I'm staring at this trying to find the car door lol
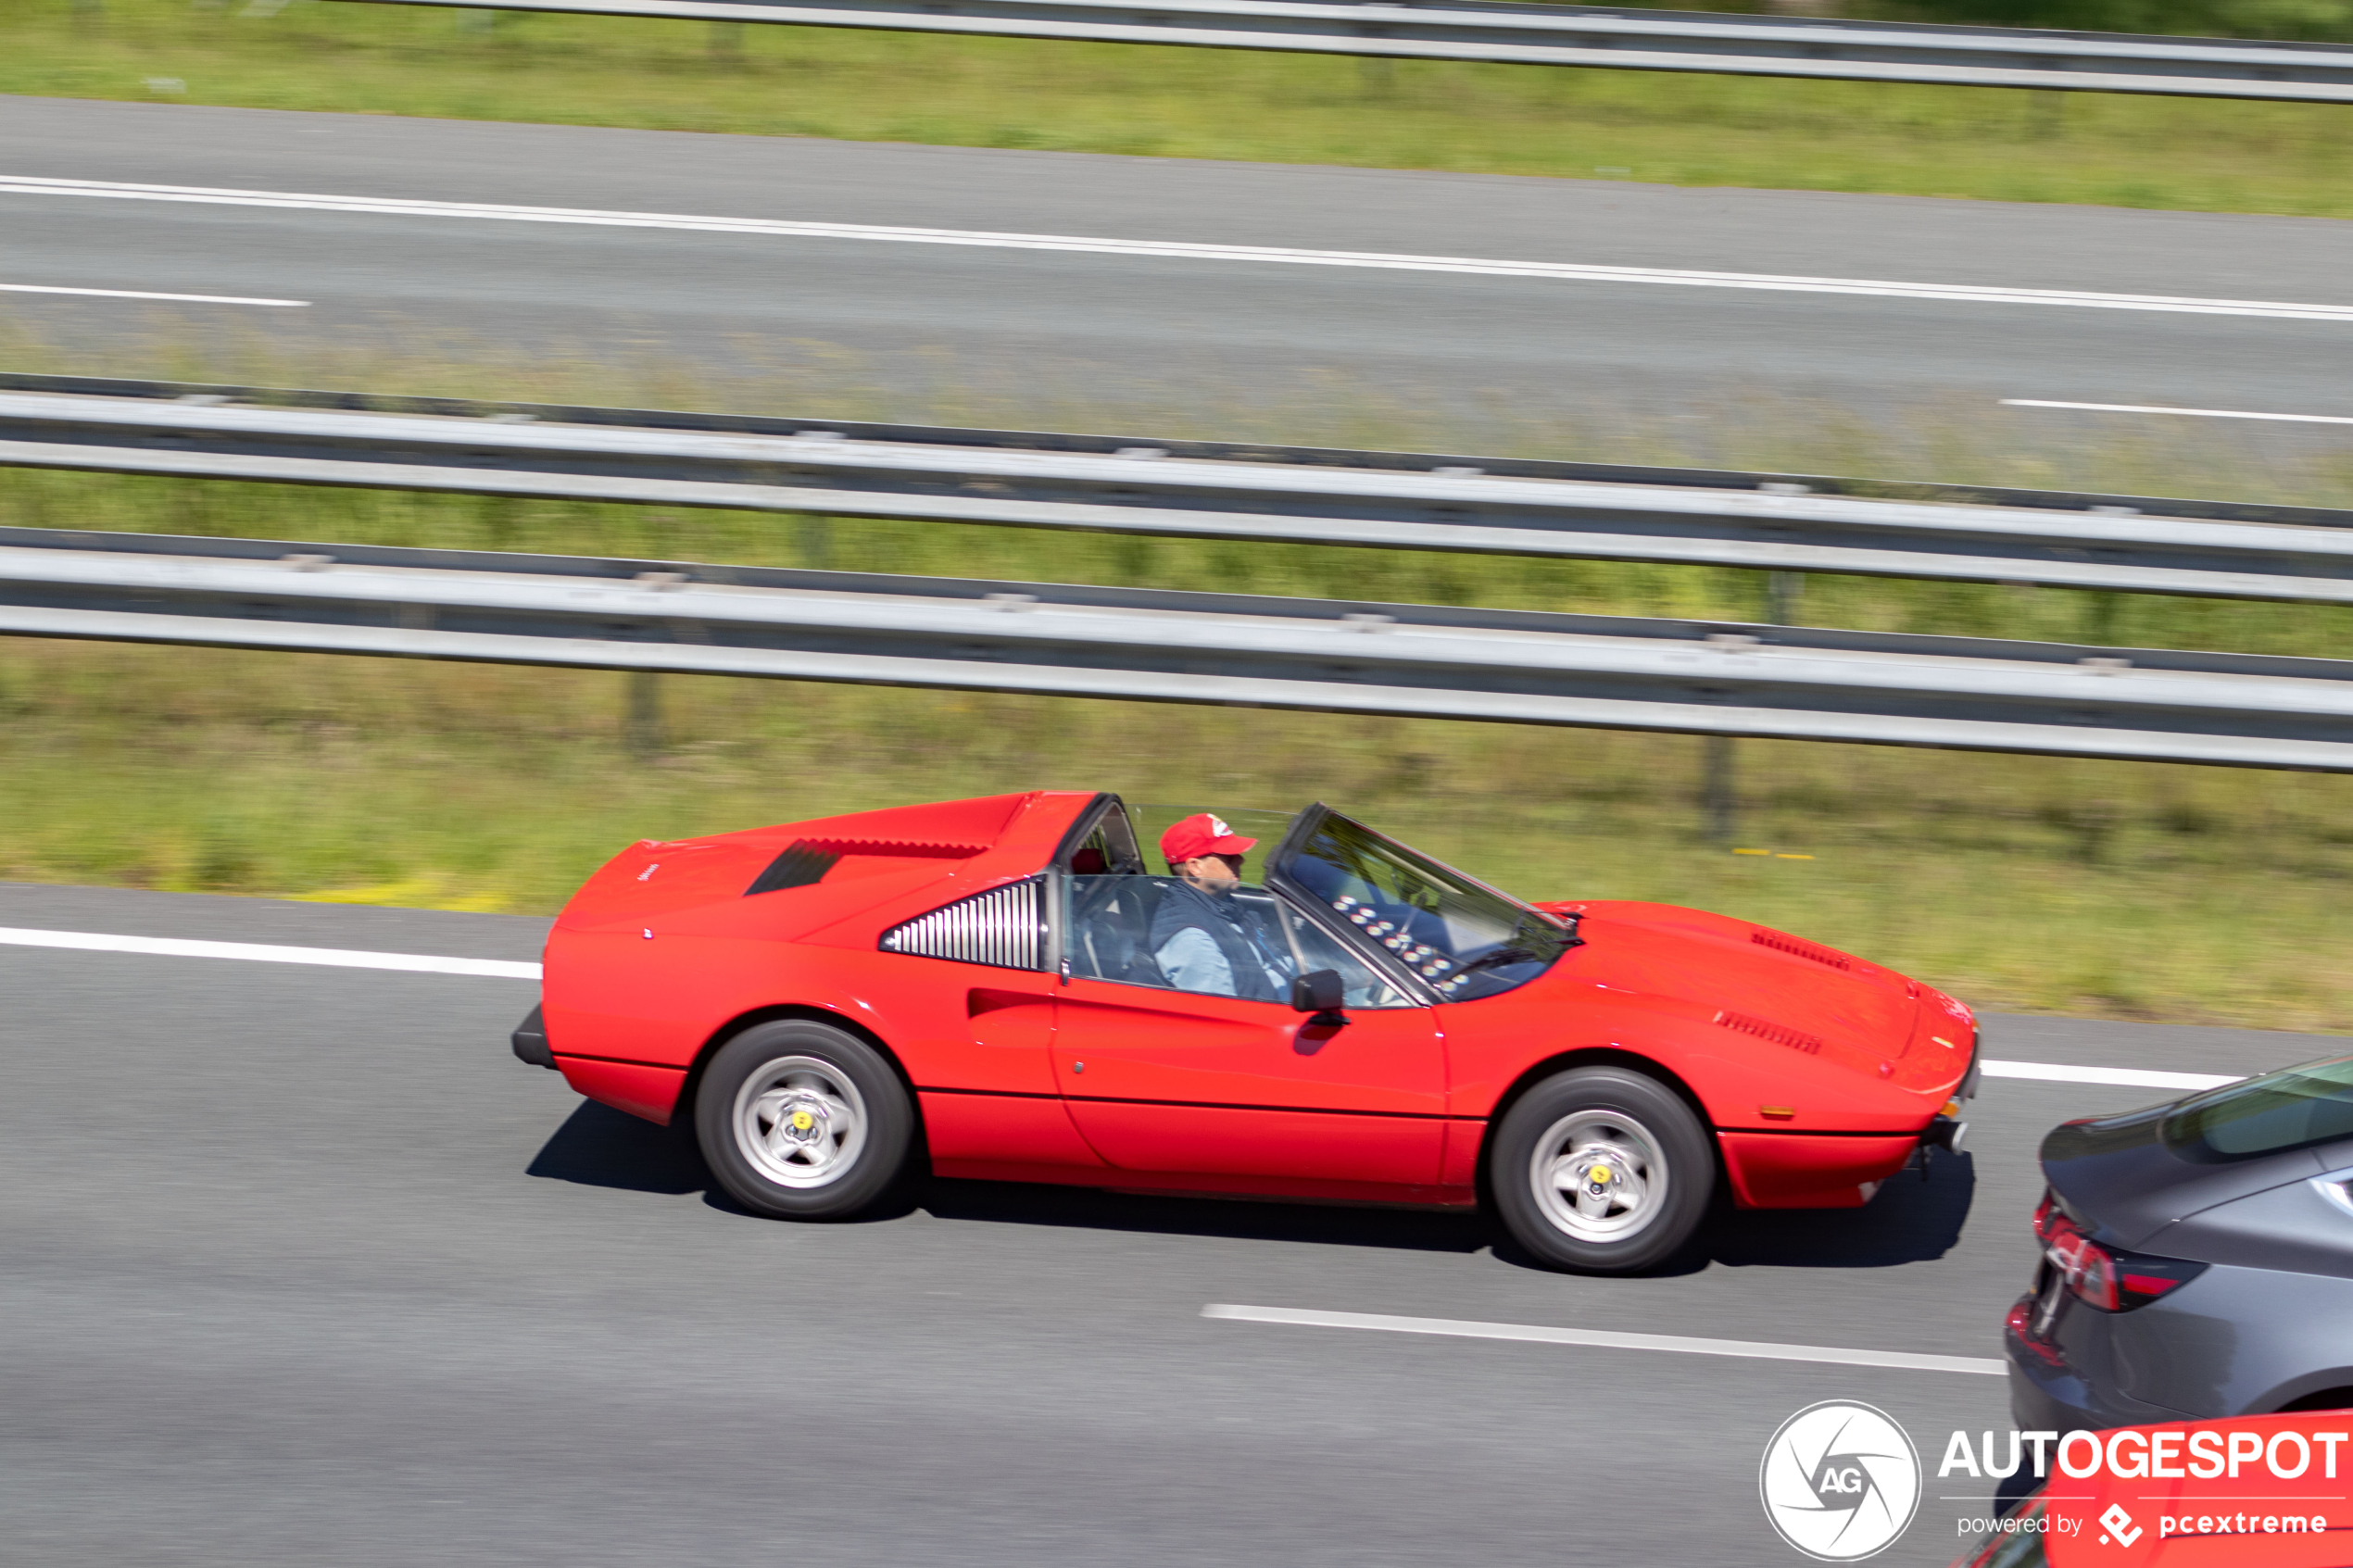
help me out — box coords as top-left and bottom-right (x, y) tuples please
(1051, 872), (1443, 1185)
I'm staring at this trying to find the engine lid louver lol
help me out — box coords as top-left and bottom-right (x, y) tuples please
(879, 879), (1045, 972)
(1715, 1009), (1824, 1055)
(1750, 928), (1853, 971)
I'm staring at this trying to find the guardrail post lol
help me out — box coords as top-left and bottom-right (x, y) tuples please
(626, 670), (663, 759)
(799, 515), (833, 570)
(1704, 733), (1737, 845)
(1699, 568), (1801, 843)
(2084, 589), (2124, 646)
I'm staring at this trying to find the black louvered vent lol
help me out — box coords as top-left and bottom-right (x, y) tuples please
(880, 880), (1044, 971)
(745, 841), (841, 897)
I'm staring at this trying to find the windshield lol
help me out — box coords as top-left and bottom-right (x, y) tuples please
(2161, 1054), (2353, 1164)
(1270, 808), (1578, 1001)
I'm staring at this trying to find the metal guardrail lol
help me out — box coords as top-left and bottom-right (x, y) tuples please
(5, 525), (2352, 771)
(361, 0), (2353, 102)
(5, 377), (2352, 605)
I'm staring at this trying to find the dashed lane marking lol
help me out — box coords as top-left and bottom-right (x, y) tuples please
(0, 926), (538, 979)
(1976, 1060), (2237, 1092)
(6, 176), (2353, 322)
(2003, 398), (2353, 425)
(0, 282), (308, 306)
(1203, 1303), (2007, 1375)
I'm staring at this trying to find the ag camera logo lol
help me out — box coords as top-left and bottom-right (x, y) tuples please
(1760, 1400), (1923, 1561)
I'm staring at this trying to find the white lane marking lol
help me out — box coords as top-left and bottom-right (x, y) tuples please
(6, 175), (2351, 322)
(0, 929), (2264, 1093)
(1980, 1059), (2238, 1092)
(1203, 1303), (2007, 1375)
(0, 282), (309, 307)
(2005, 398), (2353, 425)
(0, 926), (539, 979)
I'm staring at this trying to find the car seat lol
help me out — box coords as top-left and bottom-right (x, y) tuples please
(1069, 876), (1174, 988)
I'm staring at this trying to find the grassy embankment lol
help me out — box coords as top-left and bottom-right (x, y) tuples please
(6, 3), (2353, 1027)
(2, 331), (2351, 1032)
(7, 0), (2353, 218)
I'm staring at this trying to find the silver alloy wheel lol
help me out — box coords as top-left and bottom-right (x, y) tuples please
(731, 1055), (869, 1189)
(1529, 1107), (1670, 1244)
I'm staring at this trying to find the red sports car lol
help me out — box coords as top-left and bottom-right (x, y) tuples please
(513, 792), (1977, 1273)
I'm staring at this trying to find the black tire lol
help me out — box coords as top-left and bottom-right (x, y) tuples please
(1488, 1065), (1713, 1274)
(695, 1020), (913, 1220)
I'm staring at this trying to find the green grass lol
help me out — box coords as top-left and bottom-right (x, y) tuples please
(10, 0), (2353, 218)
(4, 337), (2353, 1034)
(7, 634), (2353, 1033)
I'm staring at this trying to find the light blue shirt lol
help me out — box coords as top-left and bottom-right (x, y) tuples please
(1154, 925), (1290, 998)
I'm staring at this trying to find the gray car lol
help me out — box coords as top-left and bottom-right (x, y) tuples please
(2006, 1052), (2353, 1432)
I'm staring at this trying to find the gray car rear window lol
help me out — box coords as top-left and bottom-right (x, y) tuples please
(2161, 1055), (2353, 1164)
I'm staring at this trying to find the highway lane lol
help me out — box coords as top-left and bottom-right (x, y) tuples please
(4, 881), (2345, 1566)
(3, 97), (2350, 442)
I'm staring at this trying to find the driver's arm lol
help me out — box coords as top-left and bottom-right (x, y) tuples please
(1154, 928), (1236, 996)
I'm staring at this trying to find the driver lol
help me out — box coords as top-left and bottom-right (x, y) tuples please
(1151, 814), (1293, 1001)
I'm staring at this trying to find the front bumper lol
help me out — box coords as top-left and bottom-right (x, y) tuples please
(510, 1004), (556, 1070)
(1928, 1034), (1982, 1153)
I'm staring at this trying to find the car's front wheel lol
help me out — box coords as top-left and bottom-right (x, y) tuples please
(1489, 1065), (1712, 1274)
(695, 1020), (913, 1220)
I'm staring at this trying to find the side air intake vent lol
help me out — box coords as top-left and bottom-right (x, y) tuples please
(880, 879), (1045, 971)
(1715, 1009), (1823, 1055)
(1750, 929), (1853, 971)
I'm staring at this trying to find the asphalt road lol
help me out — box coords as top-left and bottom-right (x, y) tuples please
(4, 96), (2352, 445)
(4, 880), (2344, 1567)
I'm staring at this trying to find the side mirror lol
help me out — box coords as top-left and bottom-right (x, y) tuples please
(1290, 969), (1349, 1027)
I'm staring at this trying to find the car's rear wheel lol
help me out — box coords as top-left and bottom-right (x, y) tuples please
(1489, 1066), (1712, 1274)
(695, 1020), (913, 1220)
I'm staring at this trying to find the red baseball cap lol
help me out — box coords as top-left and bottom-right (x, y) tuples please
(1161, 813), (1258, 866)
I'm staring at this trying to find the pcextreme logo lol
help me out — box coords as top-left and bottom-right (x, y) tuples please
(1760, 1401), (1923, 1562)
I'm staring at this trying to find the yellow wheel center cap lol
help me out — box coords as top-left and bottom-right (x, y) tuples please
(1587, 1163), (1612, 1185)
(790, 1110), (815, 1132)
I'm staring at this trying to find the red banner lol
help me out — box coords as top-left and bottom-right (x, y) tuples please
(2029, 1413), (2353, 1567)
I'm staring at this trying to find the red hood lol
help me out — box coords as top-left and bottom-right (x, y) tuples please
(1551, 900), (1922, 1064)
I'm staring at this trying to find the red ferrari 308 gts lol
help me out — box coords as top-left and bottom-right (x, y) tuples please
(513, 791), (1978, 1273)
